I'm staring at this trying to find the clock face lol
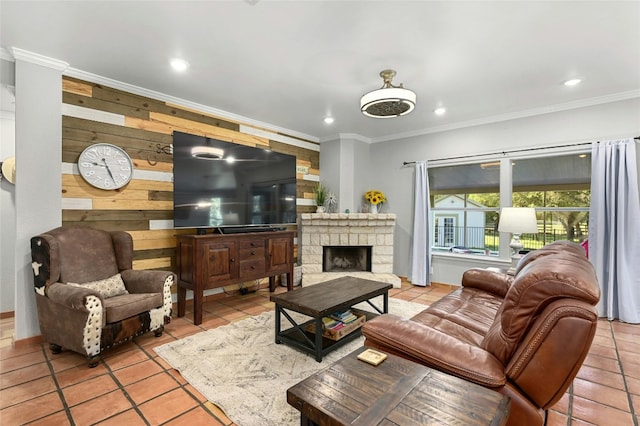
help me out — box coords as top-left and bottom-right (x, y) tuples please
(78, 143), (134, 190)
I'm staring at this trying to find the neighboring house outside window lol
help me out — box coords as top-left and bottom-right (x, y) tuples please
(428, 151), (591, 257)
(433, 196), (490, 250)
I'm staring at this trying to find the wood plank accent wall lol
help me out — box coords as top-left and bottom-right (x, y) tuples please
(61, 76), (320, 279)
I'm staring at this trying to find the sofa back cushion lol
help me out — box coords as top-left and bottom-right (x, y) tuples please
(514, 240), (586, 275)
(482, 251), (600, 365)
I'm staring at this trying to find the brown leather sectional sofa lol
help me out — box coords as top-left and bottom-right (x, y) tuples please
(362, 241), (600, 425)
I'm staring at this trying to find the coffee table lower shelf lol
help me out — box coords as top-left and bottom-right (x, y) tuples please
(270, 276), (392, 362)
(275, 309), (375, 362)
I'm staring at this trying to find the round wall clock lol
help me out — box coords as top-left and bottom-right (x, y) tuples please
(78, 143), (134, 190)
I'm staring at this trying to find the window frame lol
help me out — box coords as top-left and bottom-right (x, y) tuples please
(428, 146), (591, 259)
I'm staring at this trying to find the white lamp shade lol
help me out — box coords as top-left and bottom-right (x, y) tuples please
(498, 208), (538, 234)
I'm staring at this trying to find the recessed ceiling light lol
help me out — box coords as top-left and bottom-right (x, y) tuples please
(323, 117), (335, 124)
(434, 107), (447, 115)
(564, 78), (581, 86)
(170, 58), (189, 72)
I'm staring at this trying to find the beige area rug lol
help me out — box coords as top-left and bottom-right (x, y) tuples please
(155, 297), (426, 426)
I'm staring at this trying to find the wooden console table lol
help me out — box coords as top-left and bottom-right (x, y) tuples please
(176, 230), (294, 325)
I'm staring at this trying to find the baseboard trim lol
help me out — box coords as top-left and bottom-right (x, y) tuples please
(13, 334), (42, 349)
(430, 281), (459, 290)
(0, 311), (15, 319)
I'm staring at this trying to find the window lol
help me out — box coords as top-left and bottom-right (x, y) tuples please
(429, 162), (500, 255)
(428, 152), (591, 257)
(512, 154), (590, 250)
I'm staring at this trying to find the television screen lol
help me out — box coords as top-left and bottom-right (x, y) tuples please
(173, 131), (297, 230)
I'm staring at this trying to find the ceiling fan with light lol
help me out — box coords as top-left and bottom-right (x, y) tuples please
(360, 69), (417, 118)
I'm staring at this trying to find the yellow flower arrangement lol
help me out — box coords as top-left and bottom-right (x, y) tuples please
(364, 190), (386, 205)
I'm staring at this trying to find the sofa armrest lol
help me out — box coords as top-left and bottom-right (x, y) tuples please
(46, 282), (104, 311)
(461, 268), (513, 297)
(120, 270), (174, 294)
(362, 314), (506, 388)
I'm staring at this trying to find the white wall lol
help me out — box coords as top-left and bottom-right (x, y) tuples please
(319, 138), (341, 210)
(13, 53), (65, 339)
(1, 109), (16, 313)
(365, 97), (640, 285)
(320, 136), (370, 213)
(1, 59), (16, 315)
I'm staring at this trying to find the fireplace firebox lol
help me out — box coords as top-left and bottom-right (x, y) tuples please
(323, 246), (372, 273)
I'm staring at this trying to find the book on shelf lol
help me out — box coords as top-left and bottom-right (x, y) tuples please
(322, 317), (339, 329)
(330, 322), (345, 331)
(331, 309), (358, 324)
(322, 312), (357, 331)
(308, 311), (366, 341)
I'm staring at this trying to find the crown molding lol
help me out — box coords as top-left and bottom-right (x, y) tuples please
(319, 133), (372, 144)
(64, 67), (319, 144)
(339, 133), (371, 144)
(9, 48), (68, 71)
(372, 90), (640, 143)
(239, 125), (320, 151)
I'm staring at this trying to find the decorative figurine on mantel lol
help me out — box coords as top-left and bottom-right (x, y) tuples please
(364, 190), (386, 214)
(326, 192), (338, 213)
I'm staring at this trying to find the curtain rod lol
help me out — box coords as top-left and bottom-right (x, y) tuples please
(403, 136), (640, 166)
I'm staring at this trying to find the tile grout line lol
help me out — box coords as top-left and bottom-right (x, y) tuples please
(39, 344), (76, 426)
(610, 322), (639, 426)
(99, 356), (152, 425)
(143, 338), (232, 425)
(566, 382), (573, 425)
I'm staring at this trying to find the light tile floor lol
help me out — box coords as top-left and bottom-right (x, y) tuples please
(1, 281), (638, 425)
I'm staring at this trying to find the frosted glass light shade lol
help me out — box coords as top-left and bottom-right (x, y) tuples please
(191, 146), (224, 159)
(360, 69), (416, 118)
(360, 87), (416, 118)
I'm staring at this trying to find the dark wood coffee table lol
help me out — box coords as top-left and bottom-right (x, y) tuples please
(288, 346), (511, 425)
(269, 276), (392, 362)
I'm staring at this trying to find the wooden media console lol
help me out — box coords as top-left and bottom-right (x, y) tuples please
(176, 230), (295, 325)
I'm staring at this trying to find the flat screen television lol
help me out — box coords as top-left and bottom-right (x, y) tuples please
(173, 131), (297, 231)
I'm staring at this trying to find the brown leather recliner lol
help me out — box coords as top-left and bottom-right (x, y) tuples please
(362, 241), (600, 425)
(31, 226), (175, 367)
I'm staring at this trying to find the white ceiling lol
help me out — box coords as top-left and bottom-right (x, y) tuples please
(1, 1), (639, 142)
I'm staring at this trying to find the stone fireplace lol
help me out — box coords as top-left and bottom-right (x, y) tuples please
(300, 213), (400, 287)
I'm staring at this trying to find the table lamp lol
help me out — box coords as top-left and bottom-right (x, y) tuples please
(498, 207), (538, 256)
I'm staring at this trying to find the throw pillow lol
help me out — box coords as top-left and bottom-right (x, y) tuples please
(68, 273), (129, 298)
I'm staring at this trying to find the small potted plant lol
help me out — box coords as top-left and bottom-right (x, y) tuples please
(314, 182), (328, 213)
